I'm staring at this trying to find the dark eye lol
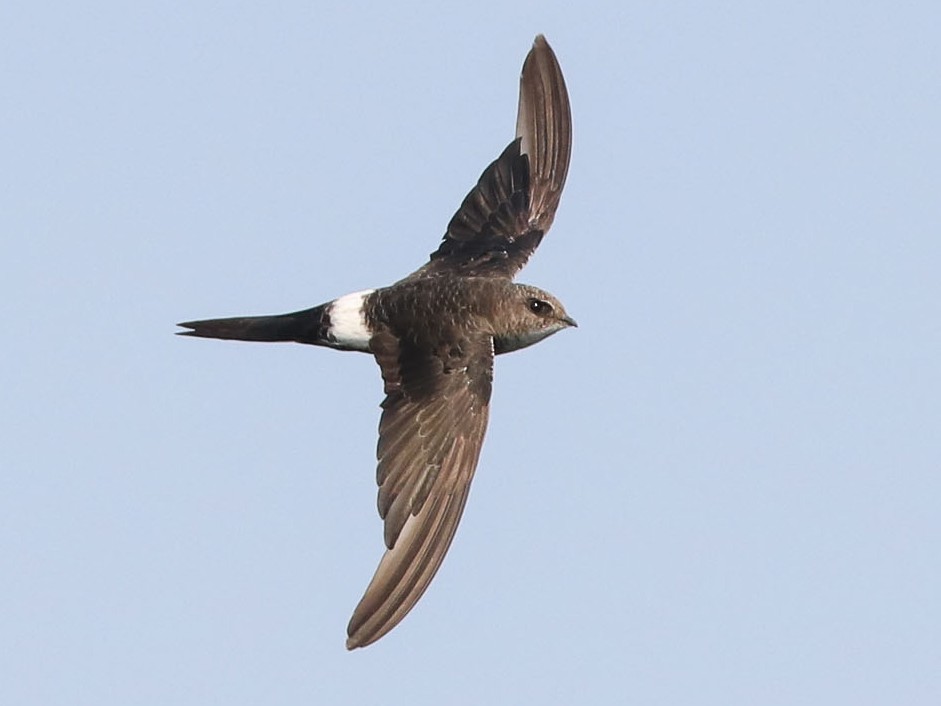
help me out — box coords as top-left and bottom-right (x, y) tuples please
(528, 298), (553, 316)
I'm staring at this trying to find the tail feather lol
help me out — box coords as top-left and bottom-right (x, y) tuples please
(177, 304), (330, 345)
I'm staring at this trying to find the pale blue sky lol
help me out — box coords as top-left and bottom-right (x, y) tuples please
(3, 1), (939, 704)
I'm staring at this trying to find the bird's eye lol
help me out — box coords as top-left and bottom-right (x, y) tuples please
(528, 298), (553, 316)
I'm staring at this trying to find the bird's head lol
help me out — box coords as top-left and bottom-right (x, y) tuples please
(492, 283), (577, 354)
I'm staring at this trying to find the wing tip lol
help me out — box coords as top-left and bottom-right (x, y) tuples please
(345, 607), (391, 650)
(516, 32), (572, 230)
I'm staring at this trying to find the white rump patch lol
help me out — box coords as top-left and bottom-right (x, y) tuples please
(327, 289), (374, 351)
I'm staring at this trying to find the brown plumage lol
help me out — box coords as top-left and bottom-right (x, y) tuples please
(178, 35), (574, 649)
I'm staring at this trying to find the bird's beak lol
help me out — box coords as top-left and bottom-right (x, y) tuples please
(562, 315), (578, 328)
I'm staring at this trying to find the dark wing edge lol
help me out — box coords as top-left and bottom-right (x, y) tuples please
(516, 34), (572, 235)
(413, 35), (572, 280)
(346, 332), (493, 649)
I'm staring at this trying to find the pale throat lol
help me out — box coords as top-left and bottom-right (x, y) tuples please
(493, 326), (560, 355)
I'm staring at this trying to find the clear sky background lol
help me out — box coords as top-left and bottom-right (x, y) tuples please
(3, 1), (939, 704)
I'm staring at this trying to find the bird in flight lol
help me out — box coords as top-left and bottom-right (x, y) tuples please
(178, 35), (574, 649)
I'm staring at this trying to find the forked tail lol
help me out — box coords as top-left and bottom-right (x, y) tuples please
(177, 304), (330, 345)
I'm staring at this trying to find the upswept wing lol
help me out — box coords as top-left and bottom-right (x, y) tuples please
(413, 35), (572, 280)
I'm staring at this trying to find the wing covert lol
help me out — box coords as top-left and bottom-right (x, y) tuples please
(346, 330), (493, 649)
(411, 35), (572, 280)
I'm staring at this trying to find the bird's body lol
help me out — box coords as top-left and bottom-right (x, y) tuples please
(179, 35), (574, 649)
